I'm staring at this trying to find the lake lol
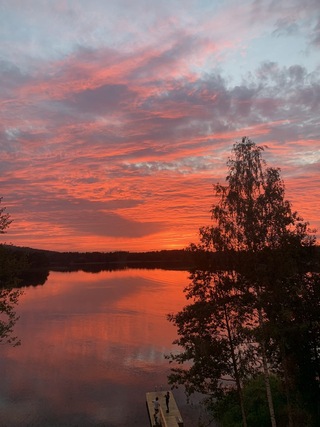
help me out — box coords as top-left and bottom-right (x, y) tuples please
(0, 268), (209, 427)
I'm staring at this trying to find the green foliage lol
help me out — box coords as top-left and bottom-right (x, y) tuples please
(213, 375), (288, 427)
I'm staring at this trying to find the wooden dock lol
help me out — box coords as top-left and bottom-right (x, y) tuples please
(146, 391), (184, 427)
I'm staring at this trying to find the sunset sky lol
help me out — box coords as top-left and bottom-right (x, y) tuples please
(0, 0), (319, 252)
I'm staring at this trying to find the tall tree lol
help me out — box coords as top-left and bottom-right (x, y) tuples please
(167, 137), (319, 426)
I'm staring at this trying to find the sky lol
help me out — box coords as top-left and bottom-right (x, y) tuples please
(0, 0), (319, 253)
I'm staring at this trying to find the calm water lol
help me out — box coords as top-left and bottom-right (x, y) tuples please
(0, 269), (208, 427)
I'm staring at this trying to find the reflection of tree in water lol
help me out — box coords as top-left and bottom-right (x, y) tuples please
(0, 245), (26, 346)
(0, 198), (25, 346)
(0, 287), (23, 347)
(0, 248), (50, 346)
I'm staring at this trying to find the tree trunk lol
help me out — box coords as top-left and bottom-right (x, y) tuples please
(280, 340), (294, 427)
(258, 309), (277, 427)
(224, 304), (248, 427)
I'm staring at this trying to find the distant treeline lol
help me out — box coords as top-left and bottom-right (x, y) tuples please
(2, 244), (320, 287)
(2, 245), (196, 286)
(15, 246), (194, 270)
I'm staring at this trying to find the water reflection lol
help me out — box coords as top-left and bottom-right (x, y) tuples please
(0, 269), (205, 426)
(0, 287), (23, 347)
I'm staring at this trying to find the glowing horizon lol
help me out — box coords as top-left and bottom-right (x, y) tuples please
(0, 1), (319, 252)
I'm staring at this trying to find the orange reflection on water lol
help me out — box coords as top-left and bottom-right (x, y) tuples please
(2, 269), (191, 426)
(9, 269), (189, 382)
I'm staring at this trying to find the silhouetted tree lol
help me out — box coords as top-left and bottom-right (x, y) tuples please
(167, 269), (256, 427)
(168, 137), (319, 427)
(0, 197), (12, 234)
(0, 282), (22, 347)
(0, 199), (24, 346)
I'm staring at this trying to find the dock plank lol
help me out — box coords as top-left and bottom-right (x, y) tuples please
(146, 391), (183, 427)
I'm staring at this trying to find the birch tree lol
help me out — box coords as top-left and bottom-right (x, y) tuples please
(167, 137), (319, 426)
